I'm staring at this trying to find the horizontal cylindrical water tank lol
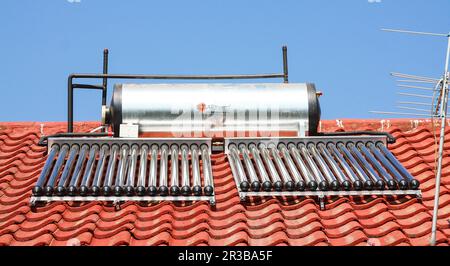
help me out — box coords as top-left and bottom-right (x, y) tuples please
(104, 83), (321, 137)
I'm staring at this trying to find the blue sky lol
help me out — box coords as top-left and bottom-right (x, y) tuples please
(1, 0), (449, 122)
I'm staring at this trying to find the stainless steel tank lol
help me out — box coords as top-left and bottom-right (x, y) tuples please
(103, 83), (321, 138)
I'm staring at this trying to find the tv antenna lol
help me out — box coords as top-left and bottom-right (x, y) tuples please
(371, 28), (450, 246)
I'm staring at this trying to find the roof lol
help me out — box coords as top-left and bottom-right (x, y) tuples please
(0, 119), (449, 246)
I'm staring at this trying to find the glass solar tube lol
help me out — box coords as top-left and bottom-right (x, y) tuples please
(191, 145), (202, 196)
(229, 144), (250, 192)
(45, 144), (70, 196)
(347, 143), (385, 190)
(337, 143), (373, 190)
(366, 142), (409, 190)
(376, 142), (420, 189)
(270, 146), (295, 191)
(180, 144), (191, 195)
(69, 144), (90, 196)
(249, 144), (271, 191)
(239, 144), (261, 192)
(299, 143), (328, 191)
(308, 143), (339, 191)
(159, 145), (170, 196)
(33, 144), (59, 196)
(317, 143), (351, 191)
(114, 145), (129, 196)
(327, 143), (362, 190)
(91, 145), (109, 196)
(357, 143), (398, 190)
(288, 144), (318, 191)
(169, 145), (180, 195)
(148, 144), (159, 196)
(125, 145), (139, 196)
(279, 144), (306, 191)
(136, 145), (149, 196)
(201, 144), (214, 196)
(103, 144), (119, 195)
(259, 144), (283, 191)
(56, 145), (80, 196)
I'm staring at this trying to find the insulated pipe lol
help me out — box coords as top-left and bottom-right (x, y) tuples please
(367, 142), (409, 190)
(299, 143), (328, 191)
(337, 143), (374, 190)
(249, 144), (272, 191)
(136, 145), (149, 196)
(357, 142), (397, 190)
(239, 144), (261, 192)
(91, 145), (109, 196)
(125, 145), (139, 196)
(229, 144), (250, 192)
(68, 144), (89, 195)
(259, 144), (283, 191)
(45, 144), (70, 196)
(201, 144), (214, 196)
(288, 144), (318, 191)
(347, 143), (385, 190)
(279, 144), (307, 191)
(158, 145), (169, 196)
(114, 145), (129, 196)
(148, 144), (159, 196)
(169, 145), (180, 195)
(327, 143), (362, 191)
(317, 143), (351, 191)
(376, 142), (420, 189)
(191, 145), (202, 196)
(56, 145), (80, 196)
(103, 144), (119, 195)
(33, 145), (59, 196)
(270, 145), (295, 191)
(180, 144), (191, 195)
(308, 143), (339, 191)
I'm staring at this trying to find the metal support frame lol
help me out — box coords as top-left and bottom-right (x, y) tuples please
(67, 46), (290, 133)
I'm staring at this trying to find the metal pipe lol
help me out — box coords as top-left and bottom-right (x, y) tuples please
(158, 145), (169, 196)
(56, 145), (80, 196)
(283, 46), (289, 83)
(148, 144), (159, 196)
(114, 145), (129, 196)
(299, 143), (328, 191)
(45, 144), (70, 196)
(327, 143), (362, 190)
(229, 144), (250, 192)
(91, 145), (108, 195)
(308, 143), (339, 191)
(169, 145), (180, 195)
(201, 144), (214, 196)
(180, 144), (191, 195)
(356, 143), (397, 190)
(249, 144), (272, 191)
(191, 145), (202, 196)
(337, 143), (373, 190)
(367, 142), (409, 189)
(346, 143), (385, 190)
(33, 145), (59, 196)
(136, 145), (149, 196)
(125, 145), (139, 196)
(279, 144), (306, 191)
(239, 144), (261, 192)
(270, 145), (295, 191)
(317, 143), (351, 191)
(288, 144), (318, 191)
(103, 144), (119, 195)
(259, 144), (283, 191)
(102, 49), (108, 106)
(376, 142), (420, 189)
(68, 144), (90, 195)
(80, 144), (101, 196)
